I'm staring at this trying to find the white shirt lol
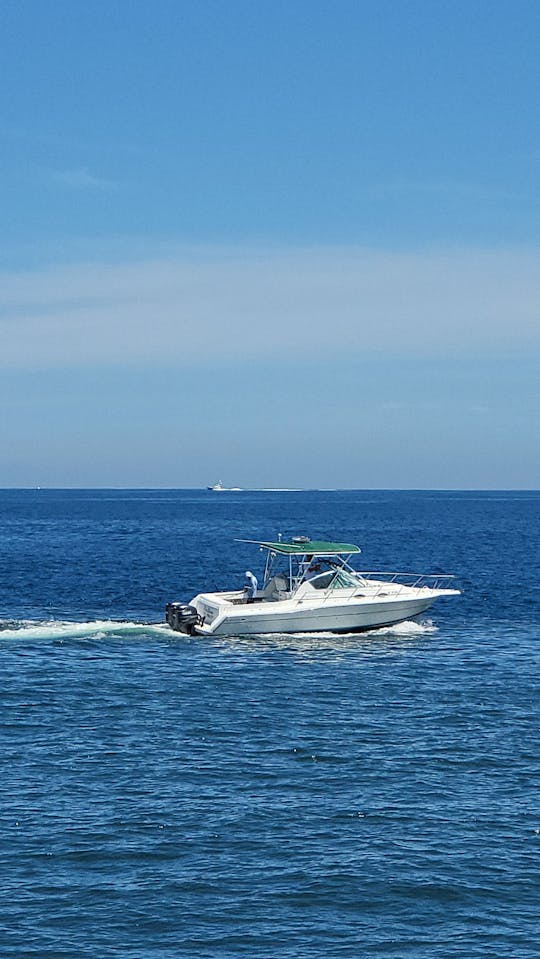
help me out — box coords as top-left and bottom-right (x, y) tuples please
(245, 572), (258, 596)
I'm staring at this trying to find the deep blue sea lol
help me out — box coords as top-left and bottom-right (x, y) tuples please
(1, 489), (539, 958)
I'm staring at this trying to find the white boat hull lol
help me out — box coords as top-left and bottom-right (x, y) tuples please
(191, 588), (456, 637)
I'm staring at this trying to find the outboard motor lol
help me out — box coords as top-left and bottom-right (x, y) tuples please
(166, 602), (199, 634)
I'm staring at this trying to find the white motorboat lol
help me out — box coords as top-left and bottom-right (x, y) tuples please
(207, 481), (242, 491)
(166, 537), (460, 636)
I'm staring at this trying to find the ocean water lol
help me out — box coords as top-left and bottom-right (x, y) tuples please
(1, 488), (539, 958)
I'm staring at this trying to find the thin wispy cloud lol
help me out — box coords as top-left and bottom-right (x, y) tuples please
(51, 167), (118, 190)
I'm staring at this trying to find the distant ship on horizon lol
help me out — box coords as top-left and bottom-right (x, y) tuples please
(206, 482), (310, 492)
(207, 481), (243, 492)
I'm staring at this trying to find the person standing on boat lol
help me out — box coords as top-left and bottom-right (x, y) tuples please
(244, 570), (258, 602)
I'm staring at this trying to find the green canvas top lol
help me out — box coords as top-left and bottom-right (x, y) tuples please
(238, 539), (361, 555)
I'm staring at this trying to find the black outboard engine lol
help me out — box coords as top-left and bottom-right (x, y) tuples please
(166, 602), (200, 634)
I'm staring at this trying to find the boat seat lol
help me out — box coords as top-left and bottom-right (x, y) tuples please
(259, 575), (289, 601)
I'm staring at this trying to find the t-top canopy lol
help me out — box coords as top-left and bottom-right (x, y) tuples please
(237, 539), (361, 556)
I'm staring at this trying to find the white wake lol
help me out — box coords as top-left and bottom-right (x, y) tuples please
(0, 620), (172, 641)
(0, 617), (437, 644)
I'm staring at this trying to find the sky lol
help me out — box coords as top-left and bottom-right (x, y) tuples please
(1, 0), (539, 488)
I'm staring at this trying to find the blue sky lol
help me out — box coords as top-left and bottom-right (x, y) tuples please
(1, 0), (539, 487)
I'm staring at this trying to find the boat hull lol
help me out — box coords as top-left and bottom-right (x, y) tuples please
(192, 593), (443, 637)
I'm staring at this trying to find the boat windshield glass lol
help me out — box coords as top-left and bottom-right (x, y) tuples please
(308, 569), (358, 590)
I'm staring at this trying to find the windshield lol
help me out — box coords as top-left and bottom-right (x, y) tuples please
(308, 569), (358, 590)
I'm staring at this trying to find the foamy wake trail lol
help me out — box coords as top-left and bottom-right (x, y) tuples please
(0, 618), (437, 643)
(0, 620), (173, 641)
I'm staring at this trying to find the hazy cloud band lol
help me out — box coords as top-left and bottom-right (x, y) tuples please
(1, 246), (539, 368)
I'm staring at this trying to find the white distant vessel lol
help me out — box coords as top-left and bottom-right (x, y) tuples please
(207, 481), (242, 492)
(166, 536), (460, 637)
(207, 482), (305, 492)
